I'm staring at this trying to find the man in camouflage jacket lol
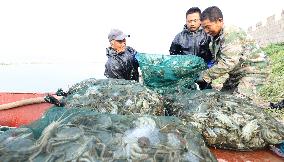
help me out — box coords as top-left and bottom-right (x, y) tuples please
(199, 6), (269, 102)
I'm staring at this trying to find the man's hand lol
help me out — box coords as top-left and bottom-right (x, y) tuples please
(196, 77), (212, 90)
(169, 43), (183, 55)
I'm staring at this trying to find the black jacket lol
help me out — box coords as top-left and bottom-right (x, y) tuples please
(169, 25), (212, 63)
(104, 46), (139, 81)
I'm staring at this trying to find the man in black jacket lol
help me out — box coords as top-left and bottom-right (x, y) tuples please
(104, 29), (139, 81)
(170, 7), (212, 65)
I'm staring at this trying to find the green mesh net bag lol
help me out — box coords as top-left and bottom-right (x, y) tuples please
(163, 89), (284, 151)
(0, 107), (217, 162)
(60, 78), (165, 116)
(136, 53), (206, 92)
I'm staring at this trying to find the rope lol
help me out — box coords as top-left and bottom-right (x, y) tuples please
(0, 95), (63, 111)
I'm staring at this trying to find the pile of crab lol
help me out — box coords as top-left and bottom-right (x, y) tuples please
(164, 89), (284, 150)
(0, 78), (284, 161)
(0, 107), (216, 162)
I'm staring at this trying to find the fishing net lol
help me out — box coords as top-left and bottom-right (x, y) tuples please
(164, 89), (284, 151)
(58, 79), (284, 151)
(0, 107), (217, 162)
(136, 53), (206, 93)
(1, 41), (283, 161)
(60, 78), (164, 116)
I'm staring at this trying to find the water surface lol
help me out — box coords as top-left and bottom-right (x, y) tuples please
(0, 62), (105, 93)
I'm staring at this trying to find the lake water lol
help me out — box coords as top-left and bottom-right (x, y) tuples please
(0, 62), (106, 93)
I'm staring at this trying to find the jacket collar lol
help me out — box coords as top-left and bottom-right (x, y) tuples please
(211, 27), (225, 60)
(183, 24), (203, 34)
(106, 47), (118, 57)
(106, 47), (126, 57)
(213, 27), (224, 42)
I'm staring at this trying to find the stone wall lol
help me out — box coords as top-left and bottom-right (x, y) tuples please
(247, 10), (284, 47)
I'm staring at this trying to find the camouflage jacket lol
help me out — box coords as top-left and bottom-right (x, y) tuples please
(202, 26), (269, 83)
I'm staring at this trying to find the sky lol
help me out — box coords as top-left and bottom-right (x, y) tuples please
(0, 0), (283, 63)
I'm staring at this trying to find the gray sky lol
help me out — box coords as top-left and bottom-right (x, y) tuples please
(0, 0), (283, 63)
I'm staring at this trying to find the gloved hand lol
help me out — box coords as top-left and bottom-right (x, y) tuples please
(169, 43), (183, 55)
(44, 94), (65, 107)
(196, 77), (212, 90)
(269, 99), (284, 110)
(207, 60), (215, 68)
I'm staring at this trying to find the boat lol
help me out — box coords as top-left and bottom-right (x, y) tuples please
(0, 92), (283, 162)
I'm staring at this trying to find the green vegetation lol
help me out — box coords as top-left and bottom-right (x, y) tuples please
(259, 43), (284, 102)
(259, 43), (284, 120)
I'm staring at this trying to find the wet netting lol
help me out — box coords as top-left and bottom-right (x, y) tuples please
(136, 53), (206, 93)
(0, 107), (217, 162)
(1, 54), (284, 161)
(58, 79), (284, 151)
(164, 89), (284, 151)
(60, 78), (165, 116)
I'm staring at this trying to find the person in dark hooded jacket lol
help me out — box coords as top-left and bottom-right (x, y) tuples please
(170, 7), (213, 65)
(104, 29), (139, 81)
